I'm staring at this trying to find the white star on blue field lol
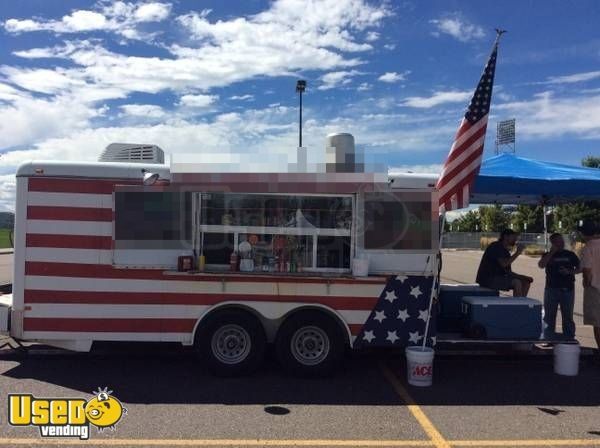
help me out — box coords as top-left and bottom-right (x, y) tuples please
(355, 274), (436, 348)
(1, 0), (600, 210)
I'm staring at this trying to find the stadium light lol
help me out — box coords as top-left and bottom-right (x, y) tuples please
(296, 80), (306, 148)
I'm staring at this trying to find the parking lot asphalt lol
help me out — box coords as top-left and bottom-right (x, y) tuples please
(0, 346), (599, 448)
(1, 250), (599, 447)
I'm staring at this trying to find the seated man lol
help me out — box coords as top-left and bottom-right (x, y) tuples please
(476, 229), (534, 296)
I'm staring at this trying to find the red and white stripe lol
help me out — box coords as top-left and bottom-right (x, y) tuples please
(437, 114), (488, 211)
(19, 177), (386, 344)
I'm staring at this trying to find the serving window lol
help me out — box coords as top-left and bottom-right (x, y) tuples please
(200, 193), (352, 229)
(198, 193), (353, 272)
(112, 190), (354, 272)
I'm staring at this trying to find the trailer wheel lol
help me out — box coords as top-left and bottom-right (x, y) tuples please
(195, 310), (266, 377)
(276, 311), (345, 377)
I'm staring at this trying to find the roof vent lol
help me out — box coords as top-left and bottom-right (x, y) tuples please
(325, 133), (363, 173)
(99, 143), (165, 164)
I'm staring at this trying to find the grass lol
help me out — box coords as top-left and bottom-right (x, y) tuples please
(0, 228), (13, 249)
(523, 245), (546, 256)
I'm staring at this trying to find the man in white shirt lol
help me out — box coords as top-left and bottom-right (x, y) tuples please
(580, 222), (600, 354)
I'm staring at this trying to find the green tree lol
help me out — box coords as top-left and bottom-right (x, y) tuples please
(512, 205), (544, 232)
(0, 212), (14, 229)
(553, 202), (600, 232)
(452, 209), (481, 232)
(552, 155), (600, 231)
(479, 204), (511, 232)
(582, 155), (600, 168)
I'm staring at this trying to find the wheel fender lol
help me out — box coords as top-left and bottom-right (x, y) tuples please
(191, 301), (352, 346)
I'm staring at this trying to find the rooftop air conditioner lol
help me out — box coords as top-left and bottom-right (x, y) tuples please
(99, 143), (165, 164)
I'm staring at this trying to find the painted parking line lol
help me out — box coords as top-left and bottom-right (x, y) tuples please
(379, 362), (600, 448)
(0, 438), (434, 447)
(452, 440), (600, 447)
(379, 362), (450, 448)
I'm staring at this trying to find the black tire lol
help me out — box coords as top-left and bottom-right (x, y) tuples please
(275, 310), (346, 377)
(195, 310), (266, 377)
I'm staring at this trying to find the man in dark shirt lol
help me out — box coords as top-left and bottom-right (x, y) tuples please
(538, 233), (580, 339)
(476, 229), (534, 296)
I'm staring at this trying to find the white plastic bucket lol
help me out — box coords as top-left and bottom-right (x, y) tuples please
(406, 346), (435, 387)
(352, 258), (369, 277)
(554, 343), (580, 376)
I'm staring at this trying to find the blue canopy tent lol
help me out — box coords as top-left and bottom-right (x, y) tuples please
(471, 153), (600, 205)
(470, 153), (600, 246)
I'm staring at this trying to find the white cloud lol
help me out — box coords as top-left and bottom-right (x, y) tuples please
(495, 92), (515, 102)
(319, 70), (362, 90)
(494, 91), (600, 139)
(357, 82), (371, 91)
(229, 94), (254, 101)
(178, 94), (218, 108)
(0, 106), (300, 175)
(3, 19), (39, 33)
(543, 70), (600, 84)
(0, 83), (24, 102)
(3, 2), (172, 40)
(0, 92), (104, 149)
(0, 174), (17, 212)
(12, 41), (83, 59)
(401, 90), (471, 108)
(389, 164), (442, 175)
(134, 3), (171, 22)
(0, 0), (390, 164)
(429, 14), (485, 42)
(5, 0), (389, 99)
(0, 102), (459, 210)
(378, 71), (408, 83)
(120, 104), (165, 118)
(0, 0), (397, 209)
(383, 43), (396, 50)
(61, 10), (108, 31)
(365, 31), (380, 42)
(0, 66), (85, 95)
(178, 0), (390, 60)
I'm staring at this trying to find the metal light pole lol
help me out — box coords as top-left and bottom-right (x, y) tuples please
(296, 80), (306, 148)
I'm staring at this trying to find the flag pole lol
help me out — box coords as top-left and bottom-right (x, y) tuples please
(421, 28), (505, 351)
(421, 211), (446, 351)
(494, 28), (507, 41)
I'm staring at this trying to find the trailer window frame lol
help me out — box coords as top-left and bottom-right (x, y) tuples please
(360, 190), (439, 253)
(196, 192), (355, 272)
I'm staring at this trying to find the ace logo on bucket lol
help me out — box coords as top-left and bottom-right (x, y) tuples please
(412, 364), (433, 377)
(8, 387), (127, 440)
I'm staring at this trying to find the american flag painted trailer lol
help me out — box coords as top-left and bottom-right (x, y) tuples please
(5, 157), (439, 376)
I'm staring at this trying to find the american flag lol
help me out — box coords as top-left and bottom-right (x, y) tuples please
(437, 39), (500, 211)
(354, 274), (437, 348)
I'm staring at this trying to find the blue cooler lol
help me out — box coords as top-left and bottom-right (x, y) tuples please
(461, 296), (542, 340)
(438, 284), (498, 332)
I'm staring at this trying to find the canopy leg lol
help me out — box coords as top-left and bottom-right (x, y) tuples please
(543, 205), (549, 250)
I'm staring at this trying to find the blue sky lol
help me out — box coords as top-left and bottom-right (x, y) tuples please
(1, 0), (600, 210)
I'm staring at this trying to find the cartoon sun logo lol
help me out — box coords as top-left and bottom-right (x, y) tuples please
(84, 387), (127, 431)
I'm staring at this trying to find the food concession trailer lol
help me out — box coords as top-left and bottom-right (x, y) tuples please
(2, 138), (445, 376)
